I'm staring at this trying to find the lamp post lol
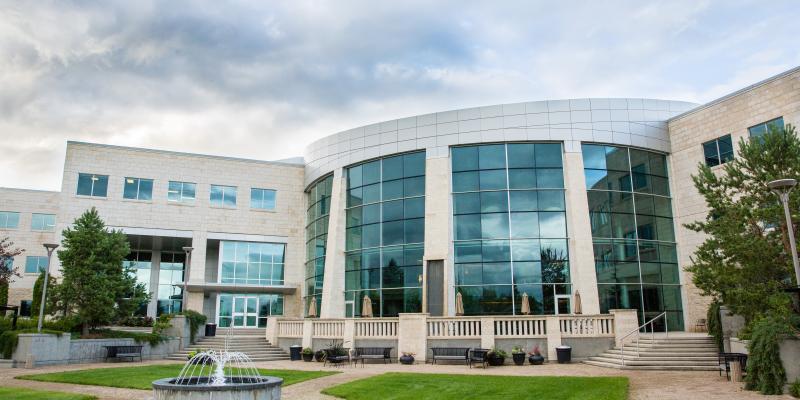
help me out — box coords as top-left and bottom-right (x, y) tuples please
(38, 243), (59, 333)
(181, 246), (193, 312)
(768, 178), (800, 287)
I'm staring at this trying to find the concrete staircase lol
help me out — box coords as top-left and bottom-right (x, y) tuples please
(166, 329), (289, 362)
(585, 335), (720, 371)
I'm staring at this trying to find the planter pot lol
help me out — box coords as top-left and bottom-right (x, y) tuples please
(302, 353), (314, 362)
(314, 351), (325, 362)
(529, 354), (545, 365)
(512, 353), (526, 366)
(399, 355), (415, 365)
(488, 355), (506, 366)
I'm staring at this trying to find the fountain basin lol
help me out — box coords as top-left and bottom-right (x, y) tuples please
(152, 376), (283, 400)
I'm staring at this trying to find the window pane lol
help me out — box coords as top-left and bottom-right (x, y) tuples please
(508, 169), (537, 189)
(382, 155), (404, 181)
(507, 144), (535, 168)
(210, 185), (223, 205)
(703, 141), (720, 167)
(454, 192), (480, 214)
(123, 178), (139, 199)
(382, 200), (404, 222)
(480, 191), (508, 213)
(403, 152), (426, 177)
(382, 179), (403, 200)
(582, 144), (606, 169)
(403, 177), (425, 197)
(538, 212), (566, 237)
(479, 144), (506, 169)
(452, 147), (479, 172)
(77, 173), (93, 195)
(139, 179), (153, 200)
(480, 170), (507, 190)
(404, 197), (425, 219)
(453, 171), (479, 192)
(538, 190), (565, 211)
(536, 169), (564, 188)
(481, 213), (509, 239)
(93, 175), (108, 197)
(362, 161), (381, 186)
(535, 143), (562, 167)
(510, 212), (539, 238)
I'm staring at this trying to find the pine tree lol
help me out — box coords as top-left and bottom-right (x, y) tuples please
(56, 208), (135, 335)
(686, 124), (799, 325)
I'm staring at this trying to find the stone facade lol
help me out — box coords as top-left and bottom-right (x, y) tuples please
(667, 67), (800, 328)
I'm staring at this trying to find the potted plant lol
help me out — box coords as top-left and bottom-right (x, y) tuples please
(301, 347), (314, 362)
(314, 350), (325, 362)
(399, 352), (415, 365)
(187, 349), (212, 364)
(528, 345), (545, 365)
(487, 347), (507, 366)
(511, 345), (526, 366)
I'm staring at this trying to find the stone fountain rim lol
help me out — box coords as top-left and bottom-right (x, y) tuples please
(152, 376), (283, 392)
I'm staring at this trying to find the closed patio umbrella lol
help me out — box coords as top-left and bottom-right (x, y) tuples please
(455, 292), (465, 316)
(307, 296), (317, 318)
(521, 292), (531, 315)
(574, 290), (582, 314)
(362, 294), (373, 318)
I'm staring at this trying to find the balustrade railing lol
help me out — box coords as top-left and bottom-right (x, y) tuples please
(559, 315), (615, 337)
(426, 317), (482, 338)
(494, 316), (547, 337)
(276, 320), (303, 338)
(312, 320), (345, 338)
(354, 319), (398, 338)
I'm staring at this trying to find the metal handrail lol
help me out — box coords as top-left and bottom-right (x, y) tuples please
(619, 312), (668, 367)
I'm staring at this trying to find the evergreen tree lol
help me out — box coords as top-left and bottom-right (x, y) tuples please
(30, 269), (56, 319)
(686, 124), (799, 325)
(56, 208), (137, 335)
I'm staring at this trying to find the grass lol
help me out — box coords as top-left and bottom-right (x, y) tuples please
(0, 386), (96, 400)
(16, 364), (338, 390)
(322, 373), (629, 400)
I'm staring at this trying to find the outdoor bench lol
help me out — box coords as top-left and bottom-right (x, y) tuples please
(104, 345), (143, 362)
(429, 347), (470, 365)
(353, 347), (393, 366)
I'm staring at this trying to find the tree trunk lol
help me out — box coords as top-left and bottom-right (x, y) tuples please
(81, 322), (89, 336)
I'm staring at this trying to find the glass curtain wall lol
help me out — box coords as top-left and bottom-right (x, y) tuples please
(220, 241), (285, 285)
(451, 143), (570, 315)
(582, 144), (683, 330)
(158, 252), (184, 315)
(123, 251), (152, 316)
(304, 175), (333, 316)
(345, 151), (426, 317)
(218, 293), (283, 328)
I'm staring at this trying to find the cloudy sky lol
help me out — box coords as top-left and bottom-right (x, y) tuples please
(1, 1), (799, 190)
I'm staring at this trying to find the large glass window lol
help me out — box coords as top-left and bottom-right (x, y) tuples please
(210, 185), (237, 208)
(0, 211), (20, 229)
(30, 213), (55, 231)
(345, 151), (425, 317)
(123, 177), (154, 200)
(124, 251), (152, 316)
(582, 144), (683, 330)
(304, 175), (332, 316)
(158, 252), (184, 315)
(220, 241), (285, 286)
(452, 143), (569, 315)
(24, 256), (48, 274)
(702, 135), (734, 167)
(748, 117), (784, 139)
(167, 181), (196, 203)
(251, 188), (277, 210)
(77, 173), (108, 197)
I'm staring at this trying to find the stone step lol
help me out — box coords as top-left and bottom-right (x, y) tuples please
(604, 349), (719, 358)
(628, 343), (718, 350)
(165, 356), (289, 362)
(588, 356), (718, 366)
(584, 360), (720, 371)
(598, 354), (718, 362)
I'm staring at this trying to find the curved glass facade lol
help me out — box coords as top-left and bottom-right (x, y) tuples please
(304, 174), (332, 316)
(582, 144), (683, 330)
(344, 151), (426, 317)
(451, 143), (570, 315)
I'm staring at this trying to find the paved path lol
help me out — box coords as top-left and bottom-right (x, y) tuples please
(0, 359), (792, 399)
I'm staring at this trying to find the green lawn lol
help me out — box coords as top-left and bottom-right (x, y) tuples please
(0, 386), (96, 400)
(322, 373), (629, 400)
(16, 364), (337, 390)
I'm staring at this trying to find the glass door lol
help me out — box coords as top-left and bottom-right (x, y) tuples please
(232, 296), (259, 328)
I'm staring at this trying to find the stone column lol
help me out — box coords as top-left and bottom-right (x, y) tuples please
(545, 316), (562, 361)
(343, 319), (355, 349)
(480, 317), (495, 349)
(186, 231), (207, 313)
(265, 317), (279, 344)
(562, 151), (600, 315)
(398, 313), (428, 363)
(301, 319), (313, 348)
(320, 169), (347, 318)
(611, 309), (640, 347)
(423, 156), (452, 314)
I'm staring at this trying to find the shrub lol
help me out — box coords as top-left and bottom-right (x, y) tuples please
(180, 310), (207, 343)
(707, 301), (723, 351)
(302, 347), (313, 355)
(745, 316), (790, 394)
(117, 316), (154, 327)
(789, 379), (800, 398)
(80, 328), (167, 347)
(488, 347), (507, 358)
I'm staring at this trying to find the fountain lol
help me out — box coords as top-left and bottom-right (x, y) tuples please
(152, 329), (283, 400)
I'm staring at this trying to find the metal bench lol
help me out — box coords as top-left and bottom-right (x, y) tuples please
(429, 347), (470, 365)
(469, 348), (490, 368)
(104, 345), (143, 362)
(353, 347), (393, 366)
(323, 348), (351, 367)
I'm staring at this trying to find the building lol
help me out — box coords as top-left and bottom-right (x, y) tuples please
(1, 66), (798, 332)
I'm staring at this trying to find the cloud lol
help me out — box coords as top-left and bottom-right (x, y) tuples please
(0, 0), (798, 190)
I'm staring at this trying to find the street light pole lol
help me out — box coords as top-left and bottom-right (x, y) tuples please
(181, 246), (193, 312)
(38, 243), (59, 333)
(769, 179), (800, 287)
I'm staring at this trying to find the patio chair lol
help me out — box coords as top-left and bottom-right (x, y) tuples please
(469, 348), (490, 369)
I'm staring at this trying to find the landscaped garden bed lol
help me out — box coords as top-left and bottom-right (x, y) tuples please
(16, 364), (338, 390)
(322, 373), (628, 400)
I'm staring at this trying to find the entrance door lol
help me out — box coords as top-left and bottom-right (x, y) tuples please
(232, 296), (259, 328)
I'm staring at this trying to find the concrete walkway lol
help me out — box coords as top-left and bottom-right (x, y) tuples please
(0, 359), (792, 399)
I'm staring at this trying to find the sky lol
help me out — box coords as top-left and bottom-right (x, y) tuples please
(1, 1), (799, 191)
